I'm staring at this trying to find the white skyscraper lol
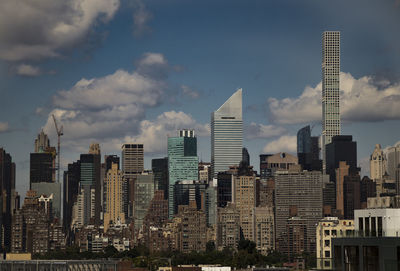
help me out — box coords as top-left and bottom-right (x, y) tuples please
(322, 31), (341, 172)
(211, 88), (243, 178)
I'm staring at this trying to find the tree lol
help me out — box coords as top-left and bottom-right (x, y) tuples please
(206, 241), (216, 252)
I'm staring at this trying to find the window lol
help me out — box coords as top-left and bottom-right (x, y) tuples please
(325, 230), (330, 236)
(325, 250), (331, 258)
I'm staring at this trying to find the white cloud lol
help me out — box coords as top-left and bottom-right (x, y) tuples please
(0, 122), (9, 133)
(245, 122), (286, 139)
(181, 85), (200, 99)
(132, 0), (153, 38)
(268, 72), (400, 124)
(41, 53), (209, 156)
(263, 135), (297, 154)
(0, 0), (120, 61)
(15, 64), (42, 76)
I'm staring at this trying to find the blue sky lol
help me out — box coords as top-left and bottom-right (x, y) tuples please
(1, 0), (400, 196)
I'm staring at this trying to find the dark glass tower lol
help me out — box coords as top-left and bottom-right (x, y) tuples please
(152, 157), (168, 200)
(30, 153), (54, 187)
(297, 125), (322, 171)
(326, 135), (357, 182)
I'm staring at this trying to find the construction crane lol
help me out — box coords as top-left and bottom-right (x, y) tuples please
(52, 114), (63, 183)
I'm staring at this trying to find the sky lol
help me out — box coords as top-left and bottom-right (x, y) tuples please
(1, 0), (400, 196)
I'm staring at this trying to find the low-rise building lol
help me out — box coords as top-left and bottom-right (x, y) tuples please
(316, 217), (354, 270)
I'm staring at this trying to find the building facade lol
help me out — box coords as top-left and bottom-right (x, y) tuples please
(104, 163), (125, 232)
(322, 31), (341, 171)
(211, 89), (243, 178)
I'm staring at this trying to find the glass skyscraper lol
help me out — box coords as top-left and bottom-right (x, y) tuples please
(322, 31), (341, 172)
(168, 130), (198, 218)
(211, 88), (243, 178)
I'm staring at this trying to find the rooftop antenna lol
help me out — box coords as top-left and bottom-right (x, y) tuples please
(52, 114), (63, 183)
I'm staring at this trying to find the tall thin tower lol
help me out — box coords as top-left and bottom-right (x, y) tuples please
(322, 31), (340, 172)
(211, 89), (243, 178)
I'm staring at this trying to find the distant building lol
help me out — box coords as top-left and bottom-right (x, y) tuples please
(325, 135), (357, 182)
(168, 130), (198, 218)
(134, 172), (154, 231)
(211, 89), (243, 178)
(122, 144), (144, 177)
(104, 163), (125, 232)
(217, 203), (240, 250)
(242, 147), (250, 166)
(316, 217), (354, 270)
(275, 166), (324, 255)
(152, 157), (169, 199)
(233, 163), (257, 241)
(253, 206), (274, 255)
(386, 143), (400, 180)
(370, 144), (387, 182)
(259, 153), (297, 179)
(199, 162), (211, 182)
(176, 202), (208, 252)
(297, 125), (321, 171)
(286, 217), (307, 261)
(217, 170), (234, 208)
(34, 130), (50, 153)
(173, 180), (207, 214)
(0, 148), (17, 252)
(63, 160), (80, 243)
(322, 31), (341, 172)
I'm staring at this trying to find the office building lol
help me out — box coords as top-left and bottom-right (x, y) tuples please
(30, 152), (56, 186)
(259, 153), (297, 179)
(297, 125), (321, 171)
(122, 144), (144, 177)
(104, 163), (125, 232)
(242, 147), (250, 166)
(152, 157), (168, 199)
(275, 166), (324, 254)
(387, 143), (400, 180)
(168, 130), (198, 218)
(80, 151), (101, 225)
(0, 148), (16, 252)
(34, 130), (50, 153)
(63, 160), (80, 243)
(370, 144), (387, 182)
(325, 135), (357, 182)
(211, 89), (243, 178)
(173, 180), (207, 214)
(217, 171), (234, 207)
(322, 31), (341, 171)
(199, 162), (211, 182)
(316, 217), (354, 270)
(134, 172), (154, 230)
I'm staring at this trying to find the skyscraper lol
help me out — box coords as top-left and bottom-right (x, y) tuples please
(297, 125), (321, 171)
(152, 157), (168, 200)
(104, 162), (125, 232)
(134, 172), (154, 230)
(168, 130), (198, 218)
(211, 89), (243, 178)
(370, 144), (387, 182)
(122, 144), (144, 177)
(322, 31), (341, 172)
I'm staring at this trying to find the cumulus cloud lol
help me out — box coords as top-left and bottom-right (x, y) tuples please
(181, 85), (200, 99)
(263, 135), (297, 154)
(245, 122), (286, 139)
(15, 64), (42, 76)
(0, 0), (120, 61)
(0, 122), (9, 133)
(40, 53), (208, 156)
(268, 72), (400, 124)
(132, 0), (153, 38)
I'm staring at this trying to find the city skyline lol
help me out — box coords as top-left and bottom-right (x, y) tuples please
(1, 0), (400, 198)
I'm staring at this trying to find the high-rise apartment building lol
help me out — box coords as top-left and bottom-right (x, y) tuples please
(104, 163), (125, 232)
(234, 164), (256, 241)
(370, 144), (387, 182)
(322, 31), (341, 172)
(168, 130), (198, 218)
(253, 206), (275, 255)
(211, 89), (243, 178)
(217, 203), (240, 250)
(275, 166), (324, 254)
(259, 152), (298, 179)
(122, 144), (144, 177)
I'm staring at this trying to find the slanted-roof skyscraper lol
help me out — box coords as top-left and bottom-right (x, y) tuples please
(211, 89), (243, 178)
(322, 31), (340, 172)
